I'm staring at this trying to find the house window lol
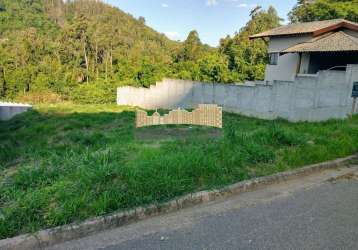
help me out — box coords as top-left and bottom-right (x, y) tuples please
(269, 53), (279, 65)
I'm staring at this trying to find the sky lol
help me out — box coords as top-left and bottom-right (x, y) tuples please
(105, 0), (297, 47)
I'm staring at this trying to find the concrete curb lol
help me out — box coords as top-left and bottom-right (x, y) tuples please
(1, 154), (357, 250)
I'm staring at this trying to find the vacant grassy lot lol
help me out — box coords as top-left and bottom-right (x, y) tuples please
(1, 103), (358, 239)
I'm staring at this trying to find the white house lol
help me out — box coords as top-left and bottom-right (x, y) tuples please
(250, 19), (358, 82)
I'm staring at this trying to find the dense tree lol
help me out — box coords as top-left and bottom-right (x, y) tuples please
(177, 30), (203, 62)
(219, 6), (282, 81)
(0, 66), (6, 97)
(0, 0), (59, 35)
(0, 1), (284, 103)
(198, 53), (229, 83)
(289, 0), (358, 23)
(172, 30), (226, 82)
(0, 0), (179, 102)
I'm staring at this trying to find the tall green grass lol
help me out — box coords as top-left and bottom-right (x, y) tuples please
(0, 104), (357, 239)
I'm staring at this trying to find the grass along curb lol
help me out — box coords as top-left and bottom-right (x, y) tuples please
(1, 154), (357, 250)
(2, 105), (358, 240)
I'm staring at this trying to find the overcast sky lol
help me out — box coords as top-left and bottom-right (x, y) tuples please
(106, 0), (297, 46)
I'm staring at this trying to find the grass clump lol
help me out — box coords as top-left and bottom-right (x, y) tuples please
(0, 104), (357, 239)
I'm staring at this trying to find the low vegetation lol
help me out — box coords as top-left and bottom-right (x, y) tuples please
(1, 104), (357, 239)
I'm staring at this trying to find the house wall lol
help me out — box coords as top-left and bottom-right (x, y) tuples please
(117, 65), (358, 122)
(265, 35), (312, 82)
(267, 35), (312, 52)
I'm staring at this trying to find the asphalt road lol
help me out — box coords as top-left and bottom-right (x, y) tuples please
(48, 166), (358, 250)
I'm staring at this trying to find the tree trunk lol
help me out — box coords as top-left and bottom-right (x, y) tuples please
(25, 78), (30, 93)
(110, 43), (113, 73)
(95, 39), (99, 80)
(83, 41), (89, 83)
(105, 49), (108, 81)
(0, 66), (6, 97)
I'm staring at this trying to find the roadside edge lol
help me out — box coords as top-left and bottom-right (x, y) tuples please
(1, 154), (357, 250)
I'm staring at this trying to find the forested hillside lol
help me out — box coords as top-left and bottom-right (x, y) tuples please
(0, 0), (179, 103)
(0, 0), (282, 103)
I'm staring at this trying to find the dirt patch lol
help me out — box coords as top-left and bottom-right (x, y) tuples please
(327, 171), (358, 183)
(135, 126), (223, 141)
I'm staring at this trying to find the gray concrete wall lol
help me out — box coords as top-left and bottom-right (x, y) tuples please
(0, 102), (32, 121)
(117, 65), (358, 122)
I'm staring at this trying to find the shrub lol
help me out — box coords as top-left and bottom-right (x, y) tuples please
(16, 90), (63, 104)
(70, 83), (116, 104)
(268, 124), (306, 146)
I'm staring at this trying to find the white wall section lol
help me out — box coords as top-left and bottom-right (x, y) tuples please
(117, 65), (358, 122)
(0, 102), (32, 121)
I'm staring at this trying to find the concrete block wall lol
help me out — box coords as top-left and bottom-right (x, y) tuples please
(0, 102), (32, 121)
(117, 65), (358, 122)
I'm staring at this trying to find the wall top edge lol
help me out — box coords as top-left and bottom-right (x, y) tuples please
(0, 102), (32, 107)
(117, 78), (274, 90)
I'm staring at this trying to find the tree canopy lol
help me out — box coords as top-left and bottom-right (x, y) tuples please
(219, 6), (282, 81)
(289, 0), (358, 23)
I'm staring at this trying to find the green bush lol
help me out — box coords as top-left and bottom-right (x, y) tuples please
(16, 90), (63, 104)
(70, 83), (116, 104)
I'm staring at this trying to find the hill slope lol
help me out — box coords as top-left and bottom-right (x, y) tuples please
(0, 0), (282, 103)
(0, 0), (180, 102)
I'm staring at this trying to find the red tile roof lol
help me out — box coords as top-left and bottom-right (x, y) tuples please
(249, 19), (358, 39)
